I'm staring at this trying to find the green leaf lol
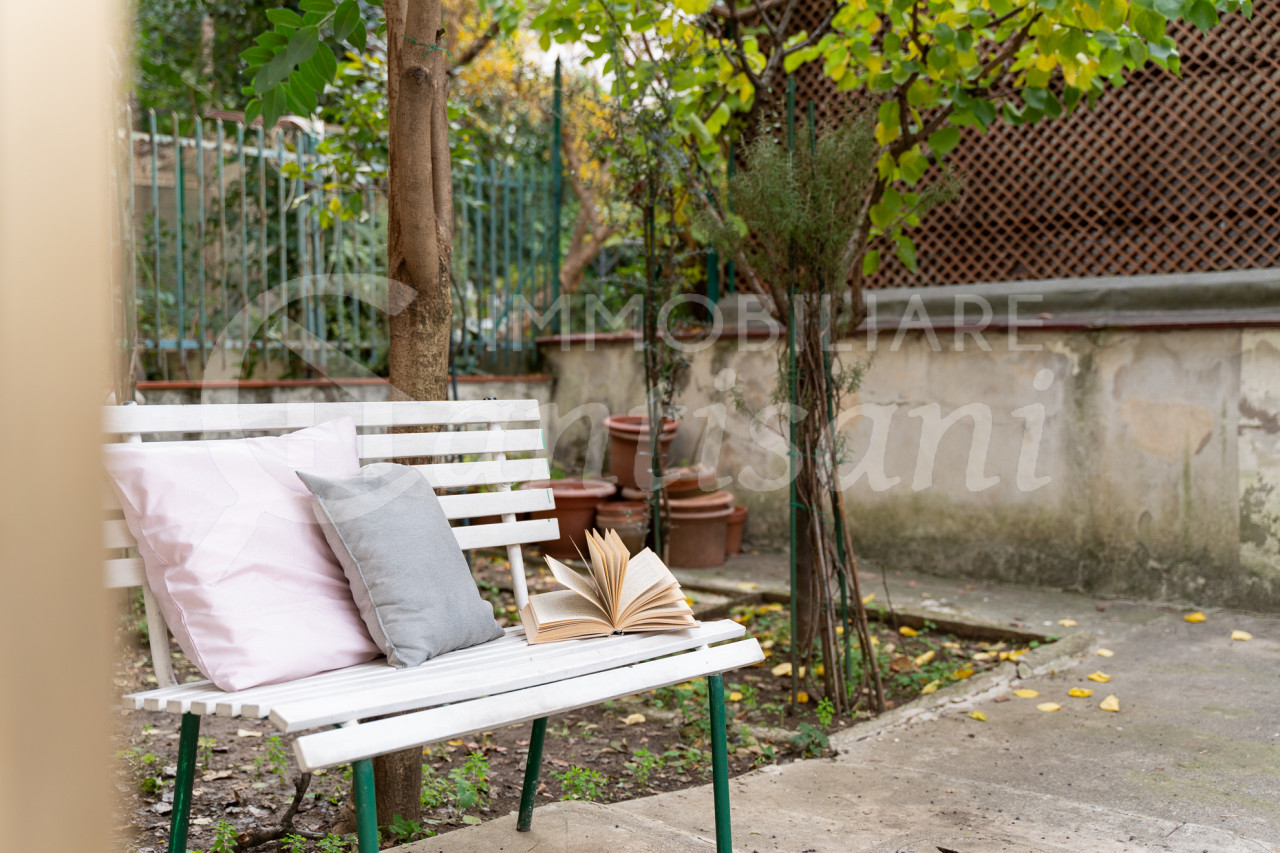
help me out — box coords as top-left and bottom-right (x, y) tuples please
(333, 0), (360, 42)
(256, 32), (287, 49)
(286, 27), (320, 67)
(877, 100), (901, 142)
(727, 212), (749, 238)
(895, 236), (919, 273)
(244, 98), (263, 126)
(784, 45), (821, 73)
(971, 98), (997, 129)
(254, 51), (295, 94)
(298, 0), (334, 12)
(1131, 6), (1167, 41)
(265, 8), (303, 28)
(899, 149), (929, 184)
(316, 42), (338, 81)
(1152, 0), (1186, 17)
(863, 250), (881, 277)
(1023, 87), (1062, 117)
(1187, 0), (1218, 31)
(349, 21), (367, 51)
(927, 126), (961, 157)
(262, 86), (285, 130)
(240, 46), (274, 66)
(926, 45), (951, 71)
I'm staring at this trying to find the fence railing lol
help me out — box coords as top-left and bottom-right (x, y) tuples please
(112, 107), (558, 383)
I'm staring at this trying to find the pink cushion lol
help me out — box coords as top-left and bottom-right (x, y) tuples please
(104, 417), (379, 691)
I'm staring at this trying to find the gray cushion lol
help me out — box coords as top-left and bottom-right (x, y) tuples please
(297, 463), (503, 668)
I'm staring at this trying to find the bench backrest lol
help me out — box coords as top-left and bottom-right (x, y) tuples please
(103, 399), (557, 689)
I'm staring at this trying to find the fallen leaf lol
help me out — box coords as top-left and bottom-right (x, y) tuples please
(1231, 630), (1253, 641)
(899, 626), (919, 637)
(1068, 688), (1094, 698)
(735, 582), (759, 591)
(1087, 671), (1112, 683)
(201, 770), (233, 781)
(813, 664), (825, 676)
(728, 691), (743, 702)
(760, 639), (775, 650)
(836, 625), (844, 635)
(793, 692), (809, 704)
(192, 817), (212, 826)
(447, 740), (465, 746)
(862, 593), (875, 605)
(952, 667), (974, 680)
(549, 758), (570, 768)
(914, 650), (935, 666)
(758, 603), (783, 613)
(1099, 694), (1120, 713)
(1185, 611), (1207, 623)
(1011, 689), (1040, 698)
(971, 651), (993, 662)
(1007, 648), (1029, 661)
(236, 728), (263, 738)
(1036, 702), (1061, 712)
(623, 713), (646, 726)
(1058, 619), (1078, 627)
(969, 710), (987, 721)
(920, 680), (941, 695)
(1095, 648), (1114, 657)
(462, 815), (482, 825)
(941, 641), (962, 650)
(771, 662), (792, 677)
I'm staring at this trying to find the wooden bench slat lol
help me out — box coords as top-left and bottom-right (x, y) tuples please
(452, 518), (559, 552)
(103, 489), (557, 557)
(356, 428), (544, 460)
(292, 639), (765, 772)
(271, 622), (747, 731)
(104, 400), (541, 434)
(413, 457), (549, 489)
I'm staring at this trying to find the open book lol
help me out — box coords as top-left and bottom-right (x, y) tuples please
(519, 529), (698, 644)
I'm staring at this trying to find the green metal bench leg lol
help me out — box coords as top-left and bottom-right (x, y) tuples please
(708, 673), (732, 853)
(168, 712), (201, 853)
(352, 758), (379, 853)
(517, 716), (548, 832)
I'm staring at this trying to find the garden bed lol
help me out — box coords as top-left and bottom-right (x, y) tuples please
(112, 550), (1052, 852)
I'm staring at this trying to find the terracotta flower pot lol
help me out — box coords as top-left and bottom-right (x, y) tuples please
(519, 478), (617, 560)
(725, 504), (748, 556)
(595, 501), (650, 555)
(604, 414), (678, 491)
(667, 490), (734, 569)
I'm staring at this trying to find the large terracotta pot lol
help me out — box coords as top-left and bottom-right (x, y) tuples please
(604, 414), (678, 490)
(667, 490), (734, 569)
(725, 504), (748, 556)
(595, 501), (650, 555)
(519, 478), (617, 560)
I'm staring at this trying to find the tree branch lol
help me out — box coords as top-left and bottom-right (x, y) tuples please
(232, 773), (320, 850)
(447, 19), (501, 77)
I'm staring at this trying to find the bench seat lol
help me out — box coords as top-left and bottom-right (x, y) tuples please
(123, 621), (748, 723)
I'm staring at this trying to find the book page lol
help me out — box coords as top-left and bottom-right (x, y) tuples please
(583, 530), (615, 617)
(616, 548), (679, 614)
(526, 589), (612, 625)
(545, 555), (603, 606)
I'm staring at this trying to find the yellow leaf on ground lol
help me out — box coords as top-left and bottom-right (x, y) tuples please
(1012, 689), (1040, 698)
(1007, 648), (1029, 661)
(1036, 702), (1061, 712)
(793, 692), (809, 704)
(236, 728), (263, 738)
(813, 664), (825, 676)
(1058, 619), (1078, 627)
(920, 680), (942, 695)
(899, 626), (919, 637)
(1185, 611), (1207, 623)
(941, 641), (961, 650)
(728, 691), (743, 702)
(953, 667), (975, 680)
(914, 650), (935, 666)
(1099, 694), (1120, 712)
(735, 582), (759, 591)
(862, 593), (875, 604)
(447, 740), (465, 746)
(759, 603), (784, 613)
(836, 625), (844, 635)
(1231, 630), (1254, 641)
(969, 710), (987, 721)
(1068, 688), (1094, 698)
(1087, 671), (1112, 683)
(771, 662), (792, 677)
(1095, 648), (1115, 657)
(623, 713), (647, 726)
(971, 651), (993, 661)
(761, 639), (775, 650)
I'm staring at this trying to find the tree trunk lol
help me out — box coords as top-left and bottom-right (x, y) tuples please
(387, 0), (453, 405)
(375, 0), (454, 825)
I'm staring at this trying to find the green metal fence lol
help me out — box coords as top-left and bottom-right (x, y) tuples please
(114, 107), (557, 382)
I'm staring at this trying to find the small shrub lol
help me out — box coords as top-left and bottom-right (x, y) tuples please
(626, 748), (662, 787)
(791, 723), (830, 757)
(555, 765), (608, 801)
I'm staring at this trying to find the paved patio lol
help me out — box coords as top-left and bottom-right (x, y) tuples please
(399, 558), (1280, 852)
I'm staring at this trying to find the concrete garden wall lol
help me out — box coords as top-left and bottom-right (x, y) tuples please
(537, 272), (1280, 612)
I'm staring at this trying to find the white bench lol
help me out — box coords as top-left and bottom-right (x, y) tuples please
(105, 399), (763, 853)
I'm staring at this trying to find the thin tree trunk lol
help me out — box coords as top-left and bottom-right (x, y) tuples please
(376, 0), (454, 825)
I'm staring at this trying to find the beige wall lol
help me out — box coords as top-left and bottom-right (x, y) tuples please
(0, 0), (118, 849)
(540, 325), (1280, 611)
